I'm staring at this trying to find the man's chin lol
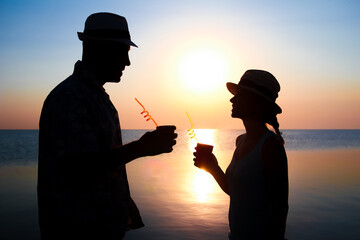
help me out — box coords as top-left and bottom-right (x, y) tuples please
(105, 75), (122, 83)
(108, 78), (121, 83)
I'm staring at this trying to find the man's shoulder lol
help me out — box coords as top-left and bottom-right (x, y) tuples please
(41, 77), (83, 117)
(50, 74), (78, 96)
(46, 72), (89, 103)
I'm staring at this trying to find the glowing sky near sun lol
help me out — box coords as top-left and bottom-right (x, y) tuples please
(0, 0), (359, 129)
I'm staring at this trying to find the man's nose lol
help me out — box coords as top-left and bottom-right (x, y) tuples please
(125, 54), (131, 66)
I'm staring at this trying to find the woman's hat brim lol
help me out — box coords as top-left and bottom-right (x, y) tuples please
(226, 82), (282, 114)
(226, 82), (238, 95)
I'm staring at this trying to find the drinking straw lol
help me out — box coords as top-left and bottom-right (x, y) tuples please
(135, 98), (158, 127)
(186, 112), (198, 142)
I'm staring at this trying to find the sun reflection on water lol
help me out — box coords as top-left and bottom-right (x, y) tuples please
(192, 170), (216, 203)
(188, 129), (218, 203)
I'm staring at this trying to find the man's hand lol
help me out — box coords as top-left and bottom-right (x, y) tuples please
(138, 125), (177, 156)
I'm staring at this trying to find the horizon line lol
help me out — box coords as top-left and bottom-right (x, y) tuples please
(0, 128), (360, 131)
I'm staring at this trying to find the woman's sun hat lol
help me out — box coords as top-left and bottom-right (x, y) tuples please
(227, 69), (282, 114)
(77, 12), (138, 47)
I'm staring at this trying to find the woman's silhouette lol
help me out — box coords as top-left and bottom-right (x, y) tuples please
(194, 70), (288, 240)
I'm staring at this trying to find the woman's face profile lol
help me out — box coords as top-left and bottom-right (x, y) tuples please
(230, 88), (264, 120)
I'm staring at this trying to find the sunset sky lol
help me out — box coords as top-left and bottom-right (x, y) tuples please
(0, 0), (359, 129)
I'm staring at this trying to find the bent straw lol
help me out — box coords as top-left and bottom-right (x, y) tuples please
(135, 98), (158, 127)
(186, 112), (198, 142)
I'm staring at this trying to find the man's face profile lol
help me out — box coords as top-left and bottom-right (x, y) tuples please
(100, 42), (131, 83)
(84, 41), (131, 83)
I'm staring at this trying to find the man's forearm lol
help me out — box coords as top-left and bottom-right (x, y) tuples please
(56, 140), (145, 176)
(110, 140), (145, 166)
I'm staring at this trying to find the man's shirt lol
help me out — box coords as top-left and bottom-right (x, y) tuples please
(38, 61), (144, 239)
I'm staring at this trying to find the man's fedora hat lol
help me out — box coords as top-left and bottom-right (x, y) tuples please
(78, 12), (138, 47)
(227, 69), (282, 114)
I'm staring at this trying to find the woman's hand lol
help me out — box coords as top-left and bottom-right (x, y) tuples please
(193, 149), (229, 195)
(193, 149), (219, 173)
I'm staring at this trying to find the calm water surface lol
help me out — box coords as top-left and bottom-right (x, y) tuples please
(0, 130), (360, 239)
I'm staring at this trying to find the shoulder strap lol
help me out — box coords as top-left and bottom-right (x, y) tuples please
(256, 131), (275, 151)
(236, 134), (246, 147)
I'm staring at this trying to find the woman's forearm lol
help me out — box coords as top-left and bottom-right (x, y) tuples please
(209, 165), (229, 195)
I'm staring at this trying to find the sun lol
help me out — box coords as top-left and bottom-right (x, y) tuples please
(178, 48), (229, 94)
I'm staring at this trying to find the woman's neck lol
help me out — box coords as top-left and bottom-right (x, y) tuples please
(242, 120), (268, 142)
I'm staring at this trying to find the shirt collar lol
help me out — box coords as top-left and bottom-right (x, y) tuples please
(73, 60), (106, 92)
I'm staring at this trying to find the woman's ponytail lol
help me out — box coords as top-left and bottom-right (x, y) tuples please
(265, 111), (285, 145)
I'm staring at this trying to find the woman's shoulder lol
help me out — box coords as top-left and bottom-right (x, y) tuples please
(262, 131), (287, 164)
(264, 131), (284, 148)
(235, 134), (246, 146)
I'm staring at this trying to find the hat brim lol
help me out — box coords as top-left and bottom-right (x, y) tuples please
(226, 82), (282, 114)
(226, 82), (238, 95)
(77, 32), (138, 47)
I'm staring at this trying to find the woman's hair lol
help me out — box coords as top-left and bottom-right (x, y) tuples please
(264, 103), (285, 145)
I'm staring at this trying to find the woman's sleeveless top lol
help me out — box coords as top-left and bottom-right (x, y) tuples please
(226, 131), (275, 240)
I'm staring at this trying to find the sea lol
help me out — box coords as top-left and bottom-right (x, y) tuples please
(0, 129), (360, 240)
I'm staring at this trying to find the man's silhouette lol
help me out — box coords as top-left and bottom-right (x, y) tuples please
(38, 12), (177, 240)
